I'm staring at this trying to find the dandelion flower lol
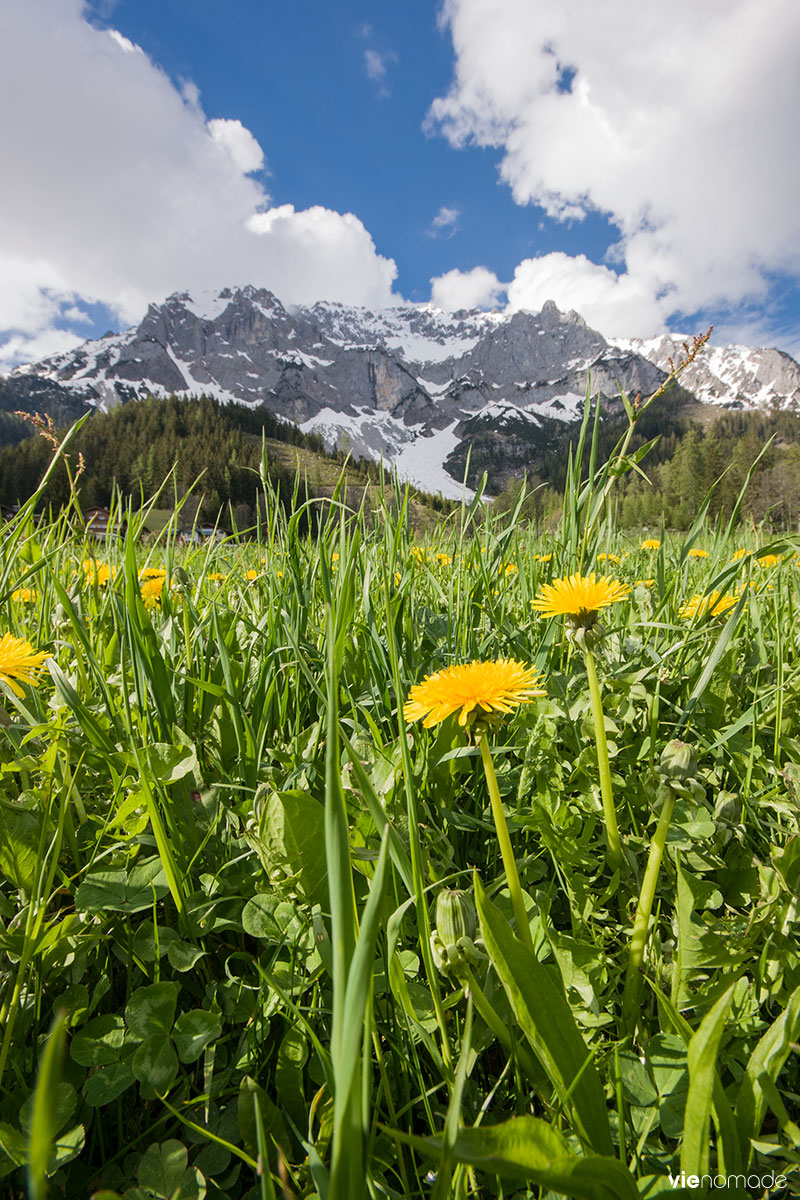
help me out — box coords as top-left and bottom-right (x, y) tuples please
(11, 587), (37, 603)
(404, 659), (544, 729)
(138, 566), (167, 580)
(680, 591), (738, 619)
(758, 554), (781, 567)
(532, 572), (630, 625)
(597, 552), (621, 564)
(82, 559), (115, 586)
(641, 539), (661, 550)
(246, 569), (259, 581)
(535, 553), (552, 563)
(636, 579), (654, 588)
(0, 633), (52, 698)
(140, 577), (166, 608)
(688, 548), (709, 559)
(731, 548), (749, 561)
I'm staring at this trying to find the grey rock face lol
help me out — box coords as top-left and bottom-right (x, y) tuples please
(614, 334), (800, 412)
(8, 285), (799, 496)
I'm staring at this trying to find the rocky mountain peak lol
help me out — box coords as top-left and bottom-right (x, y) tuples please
(5, 286), (800, 497)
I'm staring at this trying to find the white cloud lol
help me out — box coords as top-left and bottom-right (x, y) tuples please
(0, 0), (398, 366)
(207, 118), (265, 175)
(0, 328), (85, 371)
(246, 206), (397, 308)
(431, 0), (800, 338)
(107, 29), (139, 55)
(431, 266), (505, 311)
(427, 205), (461, 239)
(506, 253), (666, 338)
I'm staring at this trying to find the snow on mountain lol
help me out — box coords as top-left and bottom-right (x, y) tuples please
(6, 285), (800, 496)
(612, 334), (800, 411)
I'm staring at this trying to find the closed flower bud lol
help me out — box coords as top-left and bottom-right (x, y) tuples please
(435, 889), (477, 946)
(430, 889), (484, 978)
(658, 739), (697, 784)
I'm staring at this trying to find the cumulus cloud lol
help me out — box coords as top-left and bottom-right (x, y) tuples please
(431, 266), (505, 311)
(506, 253), (665, 337)
(0, 0), (398, 366)
(430, 0), (800, 338)
(246, 206), (397, 308)
(427, 206), (461, 239)
(207, 118), (265, 175)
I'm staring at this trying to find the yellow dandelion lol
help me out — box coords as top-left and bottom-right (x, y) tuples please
(535, 553), (552, 563)
(680, 591), (738, 619)
(688, 548), (709, 559)
(758, 554), (781, 567)
(207, 572), (225, 582)
(532, 572), (630, 624)
(0, 633), (52, 698)
(500, 562), (518, 576)
(11, 587), (37, 603)
(246, 569), (259, 581)
(636, 579), (654, 588)
(731, 548), (749, 561)
(82, 559), (115, 586)
(641, 538), (661, 550)
(435, 553), (452, 566)
(597, 552), (621, 564)
(404, 659), (544, 729)
(140, 576), (166, 608)
(138, 566), (167, 580)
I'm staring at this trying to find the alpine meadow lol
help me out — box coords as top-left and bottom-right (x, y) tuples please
(0, 334), (798, 1200)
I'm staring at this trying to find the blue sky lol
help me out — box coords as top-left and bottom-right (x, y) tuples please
(2, 0), (799, 366)
(100, 0), (618, 300)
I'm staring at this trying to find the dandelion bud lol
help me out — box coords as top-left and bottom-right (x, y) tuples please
(430, 889), (483, 978)
(658, 739), (697, 784)
(435, 889), (477, 945)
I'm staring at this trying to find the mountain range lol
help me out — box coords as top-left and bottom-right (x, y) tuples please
(5, 286), (800, 497)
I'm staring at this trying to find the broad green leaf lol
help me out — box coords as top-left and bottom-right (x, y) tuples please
(680, 983), (736, 1177)
(735, 984), (800, 1164)
(70, 1014), (127, 1066)
(241, 893), (282, 939)
(75, 858), (168, 914)
(145, 742), (201, 785)
(172, 1010), (222, 1064)
(394, 1116), (638, 1200)
(132, 1035), (179, 1091)
(475, 875), (613, 1156)
(167, 941), (206, 972)
(0, 799), (42, 894)
(125, 982), (179, 1039)
(137, 1139), (188, 1197)
(256, 788), (327, 906)
(82, 1063), (136, 1106)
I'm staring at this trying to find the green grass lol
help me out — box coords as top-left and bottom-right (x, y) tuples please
(0, 402), (799, 1199)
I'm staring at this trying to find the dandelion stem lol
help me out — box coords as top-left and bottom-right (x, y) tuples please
(622, 783), (676, 1034)
(582, 647), (623, 870)
(478, 735), (533, 952)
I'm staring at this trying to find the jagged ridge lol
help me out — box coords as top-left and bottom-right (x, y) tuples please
(6, 286), (800, 497)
